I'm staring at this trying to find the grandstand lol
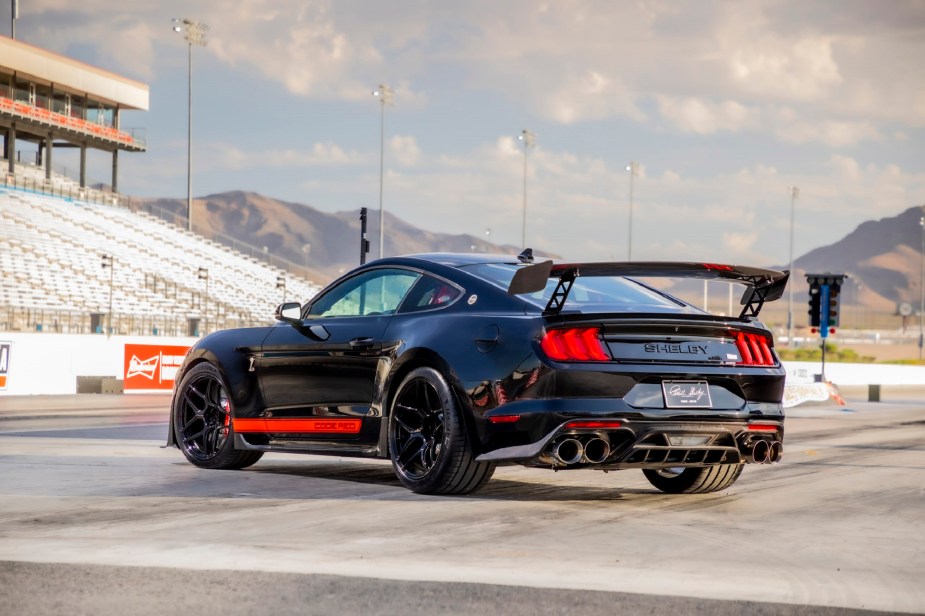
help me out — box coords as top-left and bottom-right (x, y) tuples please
(0, 34), (323, 339)
(0, 184), (321, 336)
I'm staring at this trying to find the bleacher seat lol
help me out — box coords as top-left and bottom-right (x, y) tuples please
(0, 186), (320, 335)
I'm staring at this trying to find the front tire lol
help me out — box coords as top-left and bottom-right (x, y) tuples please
(388, 367), (495, 495)
(642, 464), (742, 494)
(173, 362), (263, 470)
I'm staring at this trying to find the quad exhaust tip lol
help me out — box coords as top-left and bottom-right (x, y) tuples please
(750, 440), (783, 464)
(548, 436), (611, 466)
(769, 440), (782, 463)
(583, 437), (611, 464)
(553, 438), (584, 465)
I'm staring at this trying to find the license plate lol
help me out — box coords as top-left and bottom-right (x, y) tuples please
(662, 380), (713, 408)
(667, 435), (711, 446)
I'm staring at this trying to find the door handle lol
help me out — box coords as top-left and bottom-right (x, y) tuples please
(349, 337), (376, 349)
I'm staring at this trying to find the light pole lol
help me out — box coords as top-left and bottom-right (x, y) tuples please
(101, 255), (114, 337)
(518, 130), (535, 248)
(626, 161), (639, 260)
(787, 186), (799, 347)
(173, 18), (208, 233)
(301, 243), (311, 276)
(372, 84), (394, 259)
(849, 275), (862, 330)
(919, 215), (924, 359)
(276, 275), (286, 304)
(197, 267), (209, 335)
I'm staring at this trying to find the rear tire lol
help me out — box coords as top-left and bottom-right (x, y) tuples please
(388, 367), (495, 495)
(173, 362), (263, 470)
(642, 464), (742, 494)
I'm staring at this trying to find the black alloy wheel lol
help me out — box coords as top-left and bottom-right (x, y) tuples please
(388, 367), (494, 495)
(173, 363), (262, 470)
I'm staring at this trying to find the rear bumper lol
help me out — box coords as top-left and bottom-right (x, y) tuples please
(475, 404), (784, 469)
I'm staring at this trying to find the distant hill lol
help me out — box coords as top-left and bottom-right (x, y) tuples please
(144, 192), (924, 313)
(143, 191), (525, 284)
(787, 205), (925, 312)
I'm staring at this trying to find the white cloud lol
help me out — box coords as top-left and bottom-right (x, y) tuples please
(24, 0), (925, 130)
(827, 155), (862, 181)
(722, 231), (759, 255)
(201, 141), (369, 171)
(389, 135), (421, 167)
(538, 70), (643, 124)
(725, 33), (843, 101)
(657, 97), (759, 134)
(16, 0), (925, 271)
(777, 120), (882, 147)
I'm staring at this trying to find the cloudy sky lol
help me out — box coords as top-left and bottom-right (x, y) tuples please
(15, 0), (925, 266)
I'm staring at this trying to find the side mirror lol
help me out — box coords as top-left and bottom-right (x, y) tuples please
(274, 302), (302, 325)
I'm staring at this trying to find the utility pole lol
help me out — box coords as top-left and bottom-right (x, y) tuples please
(627, 161), (639, 260)
(787, 186), (799, 347)
(519, 130), (535, 248)
(101, 255), (114, 338)
(920, 215), (924, 360)
(172, 19), (208, 233)
(360, 207), (370, 265)
(197, 267), (209, 335)
(373, 85), (393, 259)
(276, 275), (286, 304)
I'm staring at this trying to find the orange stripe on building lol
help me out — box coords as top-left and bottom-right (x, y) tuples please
(233, 418), (362, 434)
(0, 376), (7, 388)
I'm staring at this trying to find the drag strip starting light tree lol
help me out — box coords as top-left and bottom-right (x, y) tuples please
(806, 273), (846, 381)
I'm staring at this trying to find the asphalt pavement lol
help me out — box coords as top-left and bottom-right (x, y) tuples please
(0, 393), (922, 615)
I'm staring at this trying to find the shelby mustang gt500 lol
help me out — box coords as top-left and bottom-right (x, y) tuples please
(167, 251), (789, 495)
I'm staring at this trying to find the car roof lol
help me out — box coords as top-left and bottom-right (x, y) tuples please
(390, 253), (524, 268)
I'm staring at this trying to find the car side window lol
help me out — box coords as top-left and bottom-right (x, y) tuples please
(308, 269), (421, 318)
(398, 275), (463, 314)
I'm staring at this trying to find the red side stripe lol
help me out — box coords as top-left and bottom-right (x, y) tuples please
(233, 418), (362, 434)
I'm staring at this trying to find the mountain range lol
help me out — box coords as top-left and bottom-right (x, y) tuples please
(144, 191), (925, 312)
(790, 205), (925, 312)
(144, 191), (521, 284)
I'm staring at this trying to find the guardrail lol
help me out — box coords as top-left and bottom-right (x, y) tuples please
(0, 96), (144, 148)
(0, 306), (270, 337)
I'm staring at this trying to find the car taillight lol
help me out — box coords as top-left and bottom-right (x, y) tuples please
(540, 327), (609, 361)
(735, 331), (775, 366)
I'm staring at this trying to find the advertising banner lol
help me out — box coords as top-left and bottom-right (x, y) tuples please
(123, 344), (191, 391)
(0, 341), (10, 390)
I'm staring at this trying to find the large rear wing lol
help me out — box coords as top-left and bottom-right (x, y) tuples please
(507, 261), (790, 319)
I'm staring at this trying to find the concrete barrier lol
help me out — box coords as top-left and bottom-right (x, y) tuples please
(783, 361), (925, 387)
(0, 332), (196, 395)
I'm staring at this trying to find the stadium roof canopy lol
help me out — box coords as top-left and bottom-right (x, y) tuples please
(0, 35), (149, 192)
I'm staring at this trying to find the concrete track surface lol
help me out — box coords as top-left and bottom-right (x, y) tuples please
(0, 394), (922, 615)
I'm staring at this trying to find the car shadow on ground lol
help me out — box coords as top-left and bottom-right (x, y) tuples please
(248, 461), (653, 502)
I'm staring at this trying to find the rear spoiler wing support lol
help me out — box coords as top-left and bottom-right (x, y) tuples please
(508, 260), (790, 320)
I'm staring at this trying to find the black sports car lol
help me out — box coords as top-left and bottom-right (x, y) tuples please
(167, 251), (789, 495)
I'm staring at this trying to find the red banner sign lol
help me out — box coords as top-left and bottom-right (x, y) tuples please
(123, 344), (191, 391)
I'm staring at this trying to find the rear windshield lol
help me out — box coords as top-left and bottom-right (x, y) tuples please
(460, 262), (702, 314)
